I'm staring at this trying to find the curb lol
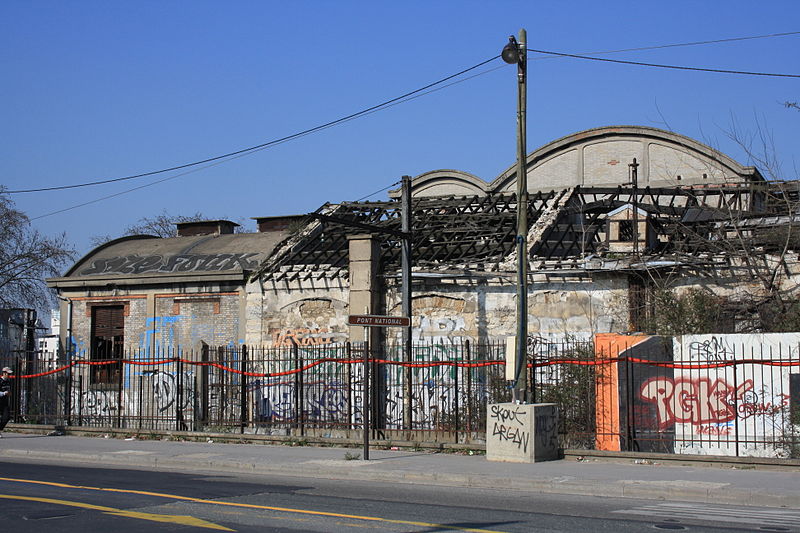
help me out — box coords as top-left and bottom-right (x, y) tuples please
(3, 447), (800, 509)
(9, 424), (800, 472)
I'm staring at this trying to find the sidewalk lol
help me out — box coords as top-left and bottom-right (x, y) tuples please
(1, 428), (798, 509)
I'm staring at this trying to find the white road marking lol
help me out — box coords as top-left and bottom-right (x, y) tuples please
(614, 502), (800, 529)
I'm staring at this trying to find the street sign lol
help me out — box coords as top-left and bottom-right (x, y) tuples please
(348, 313), (409, 462)
(347, 314), (410, 327)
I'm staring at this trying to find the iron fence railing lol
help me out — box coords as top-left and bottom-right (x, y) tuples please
(1, 336), (798, 458)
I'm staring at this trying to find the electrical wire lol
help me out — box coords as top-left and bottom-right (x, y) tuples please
(11, 30), (799, 202)
(8, 55), (500, 195)
(31, 153), (241, 220)
(561, 31), (800, 57)
(29, 64), (505, 219)
(527, 47), (800, 78)
(353, 181), (402, 203)
(29, 61), (505, 220)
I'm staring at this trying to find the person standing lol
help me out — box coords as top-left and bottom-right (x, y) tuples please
(0, 366), (13, 436)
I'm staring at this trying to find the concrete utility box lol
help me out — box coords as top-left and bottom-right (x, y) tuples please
(486, 403), (559, 463)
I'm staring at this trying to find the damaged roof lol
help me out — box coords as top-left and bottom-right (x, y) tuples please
(254, 181), (800, 283)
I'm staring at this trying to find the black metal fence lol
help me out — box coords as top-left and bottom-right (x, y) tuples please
(2, 335), (798, 458)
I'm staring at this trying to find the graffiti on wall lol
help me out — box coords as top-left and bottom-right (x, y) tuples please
(150, 370), (194, 413)
(385, 380), (461, 430)
(251, 358), (472, 432)
(72, 389), (121, 422)
(640, 376), (754, 429)
(253, 377), (352, 423)
(142, 316), (183, 354)
(80, 253), (259, 276)
(687, 336), (735, 362)
(595, 332), (800, 457)
(489, 404), (530, 453)
(271, 328), (335, 347)
(413, 315), (467, 346)
(535, 409), (559, 452)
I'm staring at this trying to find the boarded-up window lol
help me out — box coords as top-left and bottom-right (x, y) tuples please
(90, 305), (124, 385)
(628, 276), (652, 332)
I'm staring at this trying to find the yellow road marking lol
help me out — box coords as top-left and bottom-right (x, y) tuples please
(0, 494), (233, 531)
(0, 476), (505, 532)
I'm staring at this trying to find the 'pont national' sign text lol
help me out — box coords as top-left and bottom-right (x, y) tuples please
(347, 315), (410, 327)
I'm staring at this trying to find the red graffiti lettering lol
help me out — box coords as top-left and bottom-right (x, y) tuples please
(639, 377), (753, 430)
(696, 424), (732, 436)
(271, 328), (334, 347)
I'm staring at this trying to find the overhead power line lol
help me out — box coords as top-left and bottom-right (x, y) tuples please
(568, 30), (800, 56)
(30, 65), (504, 220)
(527, 47), (800, 78)
(353, 181), (402, 203)
(10, 30), (799, 199)
(8, 56), (499, 195)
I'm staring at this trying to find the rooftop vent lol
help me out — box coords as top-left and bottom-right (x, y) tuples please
(176, 220), (239, 237)
(252, 215), (306, 233)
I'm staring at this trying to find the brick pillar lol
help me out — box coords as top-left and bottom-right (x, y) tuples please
(348, 234), (380, 344)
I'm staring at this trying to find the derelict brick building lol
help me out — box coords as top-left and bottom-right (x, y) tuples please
(49, 126), (800, 358)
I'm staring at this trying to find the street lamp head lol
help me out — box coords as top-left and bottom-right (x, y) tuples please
(501, 35), (521, 64)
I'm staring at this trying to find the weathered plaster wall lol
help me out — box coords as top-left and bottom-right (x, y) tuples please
(248, 280), (350, 347)
(378, 274), (627, 344)
(249, 272), (625, 349)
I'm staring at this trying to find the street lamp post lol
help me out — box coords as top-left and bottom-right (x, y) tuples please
(502, 29), (529, 403)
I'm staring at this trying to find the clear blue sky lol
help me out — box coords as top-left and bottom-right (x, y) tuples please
(2, 1), (798, 256)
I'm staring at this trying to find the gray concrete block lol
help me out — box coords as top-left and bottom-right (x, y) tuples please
(486, 402), (559, 463)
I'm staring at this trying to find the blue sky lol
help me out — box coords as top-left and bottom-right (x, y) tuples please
(2, 1), (798, 256)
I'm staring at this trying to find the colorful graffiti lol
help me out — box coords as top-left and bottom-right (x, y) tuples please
(271, 328), (335, 347)
(639, 377), (754, 429)
(596, 332), (800, 457)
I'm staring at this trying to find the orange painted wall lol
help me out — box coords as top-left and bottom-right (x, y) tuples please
(594, 333), (650, 451)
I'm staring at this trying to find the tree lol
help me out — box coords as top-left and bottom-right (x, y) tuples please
(640, 288), (733, 335)
(0, 189), (75, 311)
(717, 111), (800, 331)
(90, 210), (252, 246)
(620, 112), (800, 335)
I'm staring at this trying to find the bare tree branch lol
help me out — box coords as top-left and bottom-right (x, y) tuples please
(0, 189), (75, 311)
(89, 210), (254, 246)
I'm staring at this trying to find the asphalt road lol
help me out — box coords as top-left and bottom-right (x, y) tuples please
(1, 461), (798, 532)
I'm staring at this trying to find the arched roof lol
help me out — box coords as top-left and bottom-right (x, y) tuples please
(398, 125), (762, 199)
(50, 231), (287, 288)
(388, 169), (487, 199)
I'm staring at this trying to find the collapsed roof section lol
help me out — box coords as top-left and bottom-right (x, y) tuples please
(254, 181), (800, 283)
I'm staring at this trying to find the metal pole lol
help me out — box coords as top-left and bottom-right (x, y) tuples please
(346, 341), (353, 429)
(512, 28), (529, 403)
(240, 344), (248, 434)
(176, 356), (184, 431)
(629, 158), (639, 258)
(401, 175), (413, 431)
(117, 352), (124, 429)
(363, 328), (370, 460)
(293, 340), (300, 433)
(298, 346), (305, 437)
(64, 298), (73, 427)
